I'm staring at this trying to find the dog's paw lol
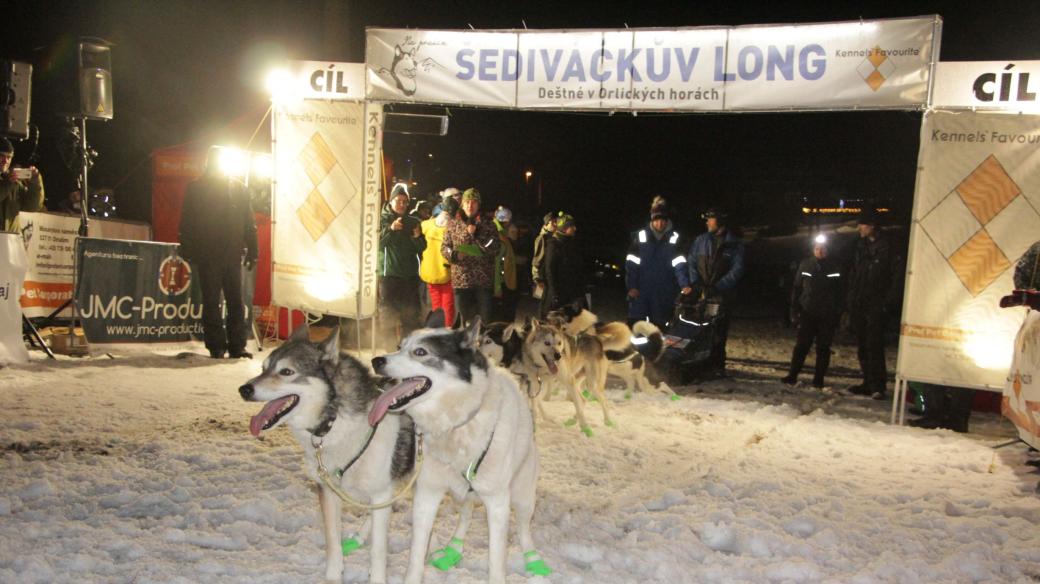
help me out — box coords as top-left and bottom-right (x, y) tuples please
(429, 538), (464, 571)
(563, 418), (577, 427)
(580, 425), (594, 437)
(524, 550), (553, 576)
(341, 537), (362, 557)
(669, 394), (682, 401)
(605, 419), (616, 428)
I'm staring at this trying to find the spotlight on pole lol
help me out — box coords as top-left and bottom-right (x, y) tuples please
(264, 68), (298, 103)
(217, 146), (249, 179)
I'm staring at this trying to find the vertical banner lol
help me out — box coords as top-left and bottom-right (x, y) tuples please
(271, 97), (375, 317)
(898, 111), (1040, 389)
(0, 233), (30, 364)
(75, 237), (202, 343)
(360, 103), (382, 317)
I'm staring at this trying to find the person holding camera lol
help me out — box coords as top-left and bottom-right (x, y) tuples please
(378, 184), (426, 346)
(0, 138), (44, 234)
(178, 147), (258, 359)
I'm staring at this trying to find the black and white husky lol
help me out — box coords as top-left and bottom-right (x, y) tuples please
(370, 311), (549, 584)
(239, 326), (415, 584)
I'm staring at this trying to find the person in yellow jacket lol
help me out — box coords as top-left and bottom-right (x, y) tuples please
(419, 195), (458, 325)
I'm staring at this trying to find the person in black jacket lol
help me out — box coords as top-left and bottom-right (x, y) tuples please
(846, 209), (903, 399)
(782, 235), (843, 388)
(178, 147), (258, 359)
(543, 213), (585, 314)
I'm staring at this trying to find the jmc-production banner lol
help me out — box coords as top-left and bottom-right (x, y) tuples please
(898, 111), (1040, 390)
(366, 16), (938, 111)
(75, 237), (203, 343)
(271, 94), (380, 318)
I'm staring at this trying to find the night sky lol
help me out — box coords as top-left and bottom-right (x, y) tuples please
(3, 1), (1040, 251)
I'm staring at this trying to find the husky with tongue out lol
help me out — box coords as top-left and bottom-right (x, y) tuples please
(238, 325), (415, 584)
(370, 310), (550, 584)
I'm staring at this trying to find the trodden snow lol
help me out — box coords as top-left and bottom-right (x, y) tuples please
(2, 320), (1039, 583)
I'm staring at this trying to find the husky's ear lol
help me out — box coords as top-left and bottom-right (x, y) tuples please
(318, 327), (340, 361)
(424, 308), (446, 329)
(522, 315), (533, 334)
(451, 310), (464, 330)
(503, 322), (517, 340)
(462, 316), (482, 349)
(289, 325), (310, 342)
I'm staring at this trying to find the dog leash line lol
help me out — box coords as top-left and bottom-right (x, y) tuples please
(315, 432), (425, 511)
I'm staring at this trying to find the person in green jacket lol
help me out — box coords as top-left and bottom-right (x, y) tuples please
(378, 184), (426, 348)
(0, 138), (44, 234)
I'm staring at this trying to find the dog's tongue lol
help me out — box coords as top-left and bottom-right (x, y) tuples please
(368, 377), (427, 427)
(249, 396), (295, 438)
(544, 355), (559, 375)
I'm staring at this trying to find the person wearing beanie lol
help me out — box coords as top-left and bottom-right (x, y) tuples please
(782, 235), (843, 388)
(432, 187), (461, 215)
(492, 206), (518, 322)
(543, 212), (585, 314)
(845, 208), (903, 400)
(410, 199), (433, 221)
(531, 211), (557, 300)
(378, 185), (426, 347)
(625, 196), (691, 328)
(440, 187), (500, 325)
(420, 196), (458, 325)
(0, 137), (45, 234)
(687, 206), (745, 377)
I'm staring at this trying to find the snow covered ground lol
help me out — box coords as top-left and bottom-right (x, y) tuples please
(2, 321), (1039, 584)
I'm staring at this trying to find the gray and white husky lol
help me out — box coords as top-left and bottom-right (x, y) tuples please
(239, 326), (415, 584)
(370, 311), (550, 584)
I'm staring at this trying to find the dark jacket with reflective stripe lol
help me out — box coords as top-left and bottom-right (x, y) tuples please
(792, 256), (844, 317)
(625, 224), (689, 321)
(688, 229), (745, 301)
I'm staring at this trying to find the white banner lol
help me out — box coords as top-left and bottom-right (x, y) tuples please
(1004, 309), (1040, 449)
(933, 61), (1040, 114)
(287, 60), (366, 101)
(898, 110), (1040, 390)
(365, 16), (937, 111)
(0, 233), (29, 365)
(18, 212), (151, 318)
(271, 99), (379, 318)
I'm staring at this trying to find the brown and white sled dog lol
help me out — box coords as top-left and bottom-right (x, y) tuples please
(538, 303), (633, 434)
(369, 311), (548, 584)
(239, 326), (415, 584)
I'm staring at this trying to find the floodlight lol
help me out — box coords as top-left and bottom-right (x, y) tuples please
(251, 153), (273, 181)
(217, 147), (249, 178)
(265, 68), (297, 103)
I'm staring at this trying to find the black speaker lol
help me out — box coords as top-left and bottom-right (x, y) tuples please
(78, 41), (112, 120)
(0, 60), (32, 139)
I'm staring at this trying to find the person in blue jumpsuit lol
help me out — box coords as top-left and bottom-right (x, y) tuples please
(688, 208), (745, 376)
(625, 196), (691, 329)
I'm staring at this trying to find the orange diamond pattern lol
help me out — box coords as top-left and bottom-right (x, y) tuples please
(948, 230), (1011, 297)
(294, 132), (341, 241)
(299, 133), (336, 187)
(867, 46), (886, 68)
(297, 189), (336, 241)
(955, 155), (1020, 225)
(865, 71), (886, 92)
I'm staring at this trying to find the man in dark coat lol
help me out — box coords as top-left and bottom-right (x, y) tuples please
(688, 207), (745, 375)
(782, 235), (843, 388)
(543, 213), (585, 314)
(178, 147), (258, 359)
(625, 197), (691, 329)
(378, 183), (426, 348)
(846, 209), (903, 400)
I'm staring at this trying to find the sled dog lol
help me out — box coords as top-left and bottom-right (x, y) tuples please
(239, 326), (415, 584)
(606, 320), (676, 397)
(538, 303), (632, 433)
(370, 311), (549, 584)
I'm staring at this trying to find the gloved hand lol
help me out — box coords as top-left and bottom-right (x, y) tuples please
(243, 257), (256, 271)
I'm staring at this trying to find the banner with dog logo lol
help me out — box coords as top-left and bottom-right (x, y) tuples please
(365, 16), (937, 111)
(0, 233), (30, 364)
(271, 93), (380, 318)
(898, 110), (1040, 390)
(75, 237), (204, 343)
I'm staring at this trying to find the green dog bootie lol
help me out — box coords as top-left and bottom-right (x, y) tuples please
(524, 550), (553, 576)
(563, 417), (578, 427)
(341, 537), (362, 556)
(430, 537), (464, 571)
(580, 425), (594, 438)
(670, 394), (682, 401)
